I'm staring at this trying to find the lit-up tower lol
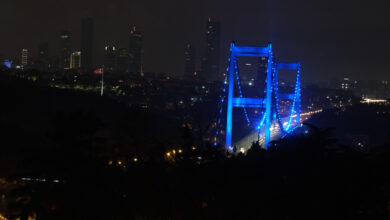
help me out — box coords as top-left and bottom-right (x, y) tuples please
(128, 26), (143, 75)
(81, 18), (94, 71)
(21, 49), (28, 66)
(37, 42), (49, 71)
(104, 45), (116, 72)
(201, 18), (220, 81)
(60, 31), (71, 70)
(224, 42), (301, 150)
(341, 77), (351, 90)
(70, 51), (81, 69)
(184, 44), (196, 77)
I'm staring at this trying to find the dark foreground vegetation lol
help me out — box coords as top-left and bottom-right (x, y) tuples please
(1, 75), (390, 219)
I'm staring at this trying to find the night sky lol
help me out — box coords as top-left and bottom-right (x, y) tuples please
(1, 0), (390, 82)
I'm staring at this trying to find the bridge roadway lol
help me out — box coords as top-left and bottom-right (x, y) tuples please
(233, 110), (322, 153)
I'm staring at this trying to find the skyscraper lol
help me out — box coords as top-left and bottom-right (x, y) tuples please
(49, 56), (59, 71)
(116, 48), (130, 73)
(104, 45), (116, 72)
(37, 42), (49, 71)
(258, 57), (267, 75)
(21, 49), (28, 66)
(81, 18), (94, 71)
(341, 77), (351, 90)
(128, 26), (143, 75)
(184, 44), (196, 77)
(201, 18), (220, 81)
(70, 51), (81, 69)
(60, 31), (71, 70)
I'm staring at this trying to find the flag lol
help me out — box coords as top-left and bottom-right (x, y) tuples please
(93, 68), (103, 75)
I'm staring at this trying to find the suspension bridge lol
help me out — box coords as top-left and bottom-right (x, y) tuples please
(214, 42), (303, 150)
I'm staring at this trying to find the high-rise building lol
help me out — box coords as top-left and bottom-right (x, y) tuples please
(36, 42), (49, 71)
(70, 51), (81, 69)
(117, 48), (130, 72)
(201, 18), (220, 81)
(128, 26), (143, 74)
(184, 44), (196, 77)
(252, 56), (268, 93)
(81, 18), (94, 71)
(104, 45), (116, 72)
(49, 56), (59, 71)
(60, 31), (71, 70)
(341, 77), (357, 90)
(258, 57), (267, 76)
(21, 49), (28, 66)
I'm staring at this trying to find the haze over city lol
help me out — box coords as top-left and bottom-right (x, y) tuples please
(1, 0), (390, 81)
(1, 0), (390, 219)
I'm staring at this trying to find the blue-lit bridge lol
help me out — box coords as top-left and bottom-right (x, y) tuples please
(214, 42), (318, 150)
(233, 110), (322, 153)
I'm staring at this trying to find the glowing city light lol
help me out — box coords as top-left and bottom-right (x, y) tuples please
(3, 60), (11, 68)
(361, 98), (388, 104)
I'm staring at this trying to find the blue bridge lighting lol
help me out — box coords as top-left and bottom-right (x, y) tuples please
(215, 42), (301, 150)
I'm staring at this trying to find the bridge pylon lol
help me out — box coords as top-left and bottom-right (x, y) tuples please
(224, 42), (301, 150)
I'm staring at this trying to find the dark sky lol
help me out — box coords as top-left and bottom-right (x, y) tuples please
(1, 0), (390, 82)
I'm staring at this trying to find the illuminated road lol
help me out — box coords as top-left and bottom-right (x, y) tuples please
(233, 110), (322, 153)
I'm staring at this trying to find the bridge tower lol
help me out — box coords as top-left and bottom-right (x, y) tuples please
(224, 42), (301, 150)
(225, 42), (273, 149)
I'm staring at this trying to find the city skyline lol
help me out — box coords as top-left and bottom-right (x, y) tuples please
(1, 0), (390, 82)
(2, 1), (390, 218)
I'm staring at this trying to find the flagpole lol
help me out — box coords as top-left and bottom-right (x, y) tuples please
(100, 69), (104, 96)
